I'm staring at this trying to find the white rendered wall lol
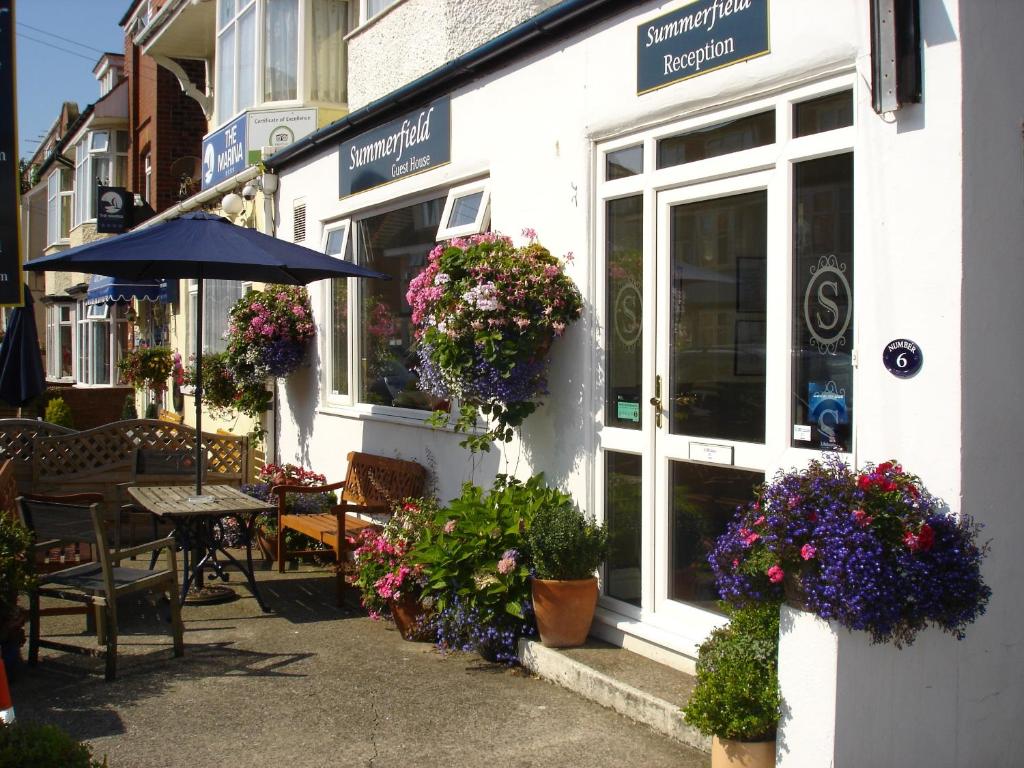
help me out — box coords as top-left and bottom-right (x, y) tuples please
(954, 0), (1024, 762)
(273, 1), (1022, 762)
(346, 0), (559, 110)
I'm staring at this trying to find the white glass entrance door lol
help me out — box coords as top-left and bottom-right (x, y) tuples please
(651, 176), (772, 635)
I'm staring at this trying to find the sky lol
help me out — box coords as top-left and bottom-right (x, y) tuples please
(14, 0), (129, 160)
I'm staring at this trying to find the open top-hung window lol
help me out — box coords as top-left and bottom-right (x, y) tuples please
(436, 179), (491, 240)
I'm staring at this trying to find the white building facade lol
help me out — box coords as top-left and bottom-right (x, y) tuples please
(267, 1), (1024, 764)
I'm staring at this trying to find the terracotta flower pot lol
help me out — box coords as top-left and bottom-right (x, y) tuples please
(387, 594), (431, 641)
(531, 577), (598, 647)
(711, 736), (776, 768)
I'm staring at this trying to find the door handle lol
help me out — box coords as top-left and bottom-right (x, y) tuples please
(651, 375), (663, 428)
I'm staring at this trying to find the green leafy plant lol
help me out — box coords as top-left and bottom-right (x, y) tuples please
(44, 396), (74, 428)
(184, 352), (273, 425)
(225, 284), (315, 383)
(683, 602), (781, 743)
(0, 722), (107, 768)
(527, 497), (607, 581)
(120, 395), (138, 420)
(117, 346), (174, 395)
(0, 513), (33, 648)
(413, 475), (567, 622)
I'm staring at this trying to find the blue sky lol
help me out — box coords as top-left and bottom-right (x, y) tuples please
(15, 0), (128, 159)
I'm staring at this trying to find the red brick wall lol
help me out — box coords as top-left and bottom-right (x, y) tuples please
(126, 30), (206, 216)
(42, 386), (135, 430)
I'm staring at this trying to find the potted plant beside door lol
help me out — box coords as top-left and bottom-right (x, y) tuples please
(526, 494), (608, 647)
(683, 602), (781, 768)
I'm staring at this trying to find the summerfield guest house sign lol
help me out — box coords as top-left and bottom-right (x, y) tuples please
(339, 97), (450, 198)
(0, 0), (23, 305)
(637, 0), (770, 95)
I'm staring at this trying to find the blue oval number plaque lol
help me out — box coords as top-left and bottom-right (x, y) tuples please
(883, 339), (923, 378)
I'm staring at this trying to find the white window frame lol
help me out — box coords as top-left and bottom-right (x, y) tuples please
(73, 130), (129, 227)
(45, 169), (72, 246)
(360, 0), (397, 23)
(75, 301), (130, 386)
(436, 179), (491, 240)
(45, 304), (75, 381)
(322, 219), (353, 405)
(143, 153), (152, 204)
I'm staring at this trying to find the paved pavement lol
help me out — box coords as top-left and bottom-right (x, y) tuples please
(11, 564), (709, 768)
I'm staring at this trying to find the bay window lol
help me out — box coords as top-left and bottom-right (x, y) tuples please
(215, 0), (351, 126)
(73, 130), (129, 227)
(46, 169), (72, 246)
(76, 301), (130, 385)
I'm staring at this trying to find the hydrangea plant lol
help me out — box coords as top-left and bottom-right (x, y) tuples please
(710, 456), (991, 647)
(406, 231), (583, 452)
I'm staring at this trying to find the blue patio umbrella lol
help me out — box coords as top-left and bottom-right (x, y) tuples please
(26, 212), (388, 494)
(0, 286), (46, 408)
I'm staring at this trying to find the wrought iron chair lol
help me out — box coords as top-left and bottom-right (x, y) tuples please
(17, 493), (185, 681)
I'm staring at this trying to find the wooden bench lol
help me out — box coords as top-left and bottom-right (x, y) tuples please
(158, 409), (184, 425)
(274, 451), (427, 605)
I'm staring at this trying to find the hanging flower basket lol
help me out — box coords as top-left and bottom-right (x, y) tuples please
(405, 231), (583, 452)
(118, 346), (175, 396)
(225, 284), (315, 385)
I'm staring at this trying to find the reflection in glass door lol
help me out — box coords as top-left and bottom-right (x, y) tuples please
(654, 182), (768, 628)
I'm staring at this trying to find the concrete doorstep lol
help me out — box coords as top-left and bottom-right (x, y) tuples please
(518, 638), (712, 754)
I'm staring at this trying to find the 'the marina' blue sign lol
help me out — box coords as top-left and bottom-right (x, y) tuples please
(202, 114), (248, 190)
(637, 0), (770, 95)
(339, 97), (450, 198)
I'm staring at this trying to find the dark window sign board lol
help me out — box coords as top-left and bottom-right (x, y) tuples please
(339, 97), (450, 198)
(637, 0), (770, 96)
(96, 187), (131, 234)
(0, 0), (23, 306)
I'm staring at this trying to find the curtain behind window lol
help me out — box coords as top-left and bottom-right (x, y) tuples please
(310, 0), (348, 104)
(265, 0), (298, 102)
(191, 280), (242, 354)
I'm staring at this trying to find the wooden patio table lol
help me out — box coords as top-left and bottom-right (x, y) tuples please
(126, 484), (272, 612)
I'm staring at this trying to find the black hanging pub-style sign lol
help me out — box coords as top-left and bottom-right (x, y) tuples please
(96, 186), (132, 234)
(0, 0), (23, 306)
(338, 96), (451, 198)
(637, 0), (770, 96)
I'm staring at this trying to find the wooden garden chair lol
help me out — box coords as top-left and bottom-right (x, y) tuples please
(17, 493), (184, 681)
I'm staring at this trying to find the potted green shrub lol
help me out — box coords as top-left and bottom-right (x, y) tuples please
(683, 602), (781, 768)
(43, 396), (74, 428)
(525, 494), (608, 647)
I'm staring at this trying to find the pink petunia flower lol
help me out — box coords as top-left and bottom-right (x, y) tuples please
(767, 565), (785, 583)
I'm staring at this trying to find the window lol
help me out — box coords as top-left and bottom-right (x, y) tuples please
(73, 130), (129, 226)
(656, 111), (775, 169)
(436, 180), (491, 240)
(310, 0), (350, 103)
(143, 153), (152, 204)
(323, 222), (351, 399)
(76, 302), (130, 385)
(362, 0), (397, 22)
(606, 145), (644, 180)
(188, 279), (243, 355)
(264, 0), (298, 102)
(217, 0), (258, 120)
(46, 169), (72, 245)
(327, 184), (490, 415)
(794, 91), (854, 138)
(45, 304), (74, 380)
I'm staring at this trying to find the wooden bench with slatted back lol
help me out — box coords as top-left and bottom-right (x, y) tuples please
(275, 451), (427, 605)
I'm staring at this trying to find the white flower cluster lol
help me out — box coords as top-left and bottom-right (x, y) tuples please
(462, 281), (501, 312)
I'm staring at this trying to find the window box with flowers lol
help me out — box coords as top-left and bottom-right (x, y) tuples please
(405, 230), (583, 452)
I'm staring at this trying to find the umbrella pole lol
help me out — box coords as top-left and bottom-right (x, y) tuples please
(195, 278), (204, 496)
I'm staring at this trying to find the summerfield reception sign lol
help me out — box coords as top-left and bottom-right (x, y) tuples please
(637, 0), (770, 95)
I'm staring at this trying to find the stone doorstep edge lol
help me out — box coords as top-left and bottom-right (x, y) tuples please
(517, 638), (712, 754)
